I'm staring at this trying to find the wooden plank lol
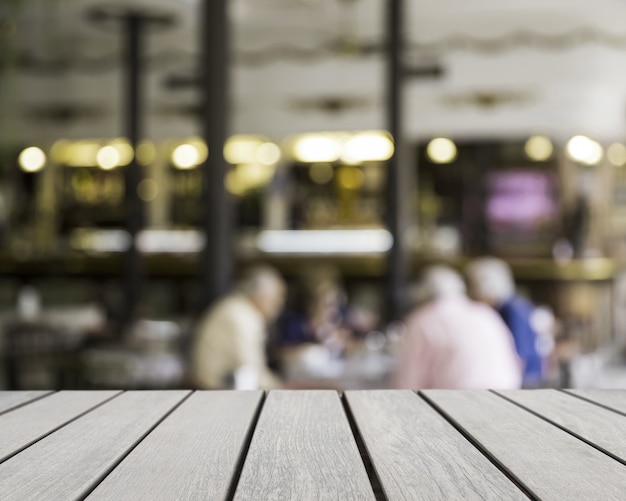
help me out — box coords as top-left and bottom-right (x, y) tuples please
(423, 390), (626, 500)
(564, 389), (626, 415)
(234, 390), (375, 500)
(0, 390), (120, 463)
(496, 389), (626, 463)
(0, 390), (189, 501)
(345, 390), (527, 500)
(87, 391), (263, 501)
(0, 391), (52, 414)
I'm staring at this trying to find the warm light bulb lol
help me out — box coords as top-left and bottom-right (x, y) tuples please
(172, 144), (200, 169)
(293, 135), (341, 163)
(97, 146), (121, 170)
(66, 141), (100, 167)
(256, 142), (281, 165)
(566, 135), (603, 165)
(608, 143), (626, 167)
(18, 147), (46, 172)
(109, 139), (134, 165)
(525, 135), (553, 161)
(342, 132), (394, 163)
(224, 136), (260, 165)
(426, 138), (457, 164)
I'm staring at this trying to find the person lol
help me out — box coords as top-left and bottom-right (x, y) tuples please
(277, 267), (349, 352)
(394, 265), (522, 390)
(190, 265), (286, 390)
(272, 267), (353, 383)
(466, 257), (544, 386)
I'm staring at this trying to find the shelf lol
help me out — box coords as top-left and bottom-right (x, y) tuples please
(0, 252), (618, 281)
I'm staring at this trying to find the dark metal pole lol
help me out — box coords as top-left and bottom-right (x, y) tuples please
(121, 14), (144, 330)
(86, 6), (174, 333)
(385, 0), (410, 321)
(198, 0), (232, 313)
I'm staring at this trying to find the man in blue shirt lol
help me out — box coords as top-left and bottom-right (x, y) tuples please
(467, 257), (544, 386)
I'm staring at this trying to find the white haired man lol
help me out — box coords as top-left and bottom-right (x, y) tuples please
(394, 265), (522, 390)
(466, 257), (544, 386)
(190, 265), (286, 390)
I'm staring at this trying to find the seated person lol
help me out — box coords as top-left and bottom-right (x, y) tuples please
(394, 265), (522, 390)
(190, 265), (286, 390)
(277, 268), (349, 355)
(466, 257), (544, 386)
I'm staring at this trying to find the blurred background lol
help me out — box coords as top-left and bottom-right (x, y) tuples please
(2, 0), (626, 390)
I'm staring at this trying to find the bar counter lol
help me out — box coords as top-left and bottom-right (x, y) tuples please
(0, 251), (618, 280)
(0, 389), (625, 499)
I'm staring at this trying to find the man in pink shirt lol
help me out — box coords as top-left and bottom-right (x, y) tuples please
(394, 265), (522, 390)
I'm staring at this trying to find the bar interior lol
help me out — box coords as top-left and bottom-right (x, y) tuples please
(1, 0), (626, 391)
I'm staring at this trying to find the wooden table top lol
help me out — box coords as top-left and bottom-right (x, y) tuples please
(0, 389), (625, 500)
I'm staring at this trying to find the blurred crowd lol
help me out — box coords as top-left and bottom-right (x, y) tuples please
(0, 258), (585, 391)
(188, 258), (565, 391)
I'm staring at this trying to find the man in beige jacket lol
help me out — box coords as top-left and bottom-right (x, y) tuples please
(190, 266), (286, 389)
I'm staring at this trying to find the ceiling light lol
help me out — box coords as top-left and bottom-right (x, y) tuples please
(566, 135), (603, 165)
(172, 144), (200, 169)
(292, 135), (341, 163)
(109, 139), (134, 166)
(426, 137), (457, 164)
(66, 141), (100, 167)
(96, 146), (121, 170)
(256, 142), (281, 165)
(342, 132), (394, 163)
(18, 147), (46, 173)
(224, 136), (262, 165)
(524, 135), (553, 162)
(607, 143), (626, 167)
(188, 137), (208, 164)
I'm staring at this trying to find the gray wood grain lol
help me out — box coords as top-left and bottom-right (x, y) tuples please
(234, 390), (375, 501)
(0, 390), (189, 501)
(0, 390), (120, 462)
(0, 391), (52, 414)
(87, 391), (263, 501)
(496, 389), (626, 463)
(424, 390), (626, 500)
(564, 389), (626, 415)
(345, 390), (527, 500)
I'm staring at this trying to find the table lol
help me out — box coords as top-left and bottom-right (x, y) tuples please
(281, 342), (395, 390)
(1, 389), (625, 500)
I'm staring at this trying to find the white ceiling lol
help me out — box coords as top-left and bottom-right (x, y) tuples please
(5, 0), (626, 144)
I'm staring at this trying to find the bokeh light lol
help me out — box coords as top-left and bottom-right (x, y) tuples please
(607, 143), (626, 167)
(96, 146), (121, 170)
(18, 147), (46, 172)
(426, 137), (457, 164)
(566, 135), (603, 165)
(138, 179), (159, 201)
(342, 132), (394, 163)
(293, 135), (341, 163)
(524, 135), (553, 161)
(172, 144), (200, 169)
